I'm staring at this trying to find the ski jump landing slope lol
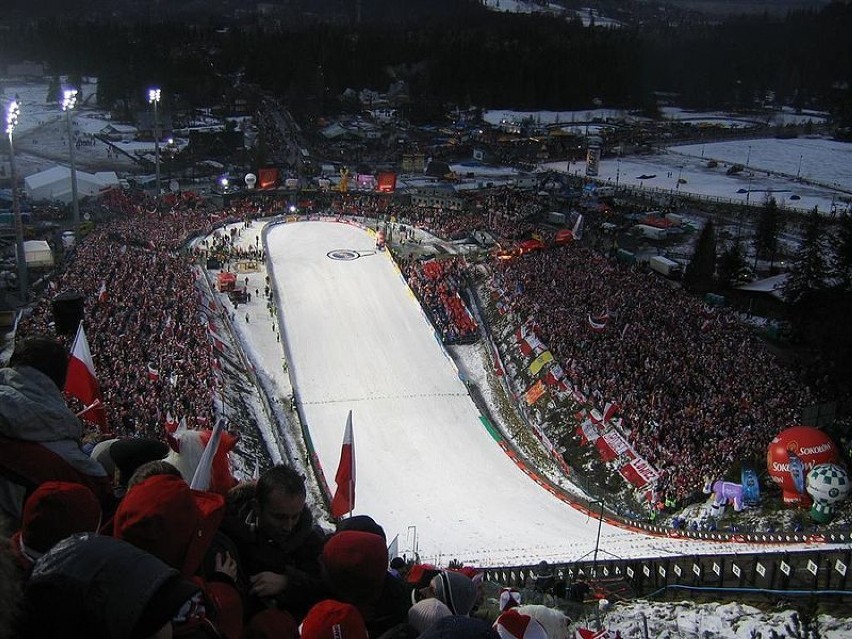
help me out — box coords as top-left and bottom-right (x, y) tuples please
(267, 221), (829, 567)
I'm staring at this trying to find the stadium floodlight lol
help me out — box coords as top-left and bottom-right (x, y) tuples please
(6, 99), (29, 300)
(62, 89), (81, 231)
(148, 88), (161, 197)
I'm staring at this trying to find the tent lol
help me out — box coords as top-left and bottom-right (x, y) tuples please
(20, 240), (54, 268)
(24, 166), (120, 204)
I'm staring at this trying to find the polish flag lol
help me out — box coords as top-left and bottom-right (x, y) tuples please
(64, 324), (108, 431)
(97, 281), (108, 303)
(147, 364), (160, 381)
(330, 410), (356, 518)
(164, 411), (178, 433)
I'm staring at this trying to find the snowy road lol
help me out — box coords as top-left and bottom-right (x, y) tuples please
(236, 220), (843, 567)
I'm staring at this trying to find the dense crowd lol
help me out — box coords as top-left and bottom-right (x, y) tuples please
(402, 258), (478, 344)
(492, 246), (814, 500)
(17, 190), (224, 438)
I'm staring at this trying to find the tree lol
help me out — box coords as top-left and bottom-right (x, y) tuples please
(785, 207), (829, 306)
(716, 241), (747, 291)
(752, 196), (784, 271)
(830, 209), (852, 290)
(683, 219), (716, 293)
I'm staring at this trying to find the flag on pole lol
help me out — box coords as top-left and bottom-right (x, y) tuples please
(147, 363), (160, 382)
(65, 324), (108, 431)
(190, 417), (225, 491)
(331, 410), (356, 518)
(387, 534), (399, 562)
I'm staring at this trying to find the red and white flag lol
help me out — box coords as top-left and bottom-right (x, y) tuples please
(147, 363), (160, 381)
(97, 281), (108, 303)
(65, 324), (108, 431)
(330, 410), (356, 518)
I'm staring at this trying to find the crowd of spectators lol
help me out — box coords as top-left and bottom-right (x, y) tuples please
(402, 258), (478, 344)
(491, 246), (814, 500)
(17, 189), (226, 438)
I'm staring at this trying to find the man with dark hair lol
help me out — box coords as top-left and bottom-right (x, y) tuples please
(220, 464), (327, 622)
(0, 335), (112, 523)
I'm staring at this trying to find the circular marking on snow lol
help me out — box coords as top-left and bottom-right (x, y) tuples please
(328, 249), (360, 261)
(327, 249), (377, 261)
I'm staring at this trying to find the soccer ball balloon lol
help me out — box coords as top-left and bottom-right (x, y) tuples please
(806, 464), (850, 523)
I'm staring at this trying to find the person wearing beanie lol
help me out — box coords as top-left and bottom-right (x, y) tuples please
(20, 533), (203, 639)
(0, 335), (112, 523)
(220, 464), (326, 622)
(301, 600), (368, 639)
(109, 437), (171, 495)
(429, 571), (476, 616)
(10, 481), (102, 574)
(418, 615), (499, 639)
(513, 605), (571, 639)
(114, 474), (243, 639)
(498, 588), (522, 612)
(493, 609), (549, 639)
(321, 529), (413, 637)
(408, 598), (452, 635)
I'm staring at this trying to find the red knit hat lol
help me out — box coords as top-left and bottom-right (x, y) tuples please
(321, 530), (387, 606)
(113, 474), (225, 576)
(494, 609), (548, 639)
(301, 600), (368, 639)
(21, 481), (102, 554)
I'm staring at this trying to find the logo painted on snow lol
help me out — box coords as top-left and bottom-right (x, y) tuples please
(327, 249), (376, 261)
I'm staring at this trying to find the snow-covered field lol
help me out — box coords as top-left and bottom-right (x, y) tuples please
(216, 219), (851, 568)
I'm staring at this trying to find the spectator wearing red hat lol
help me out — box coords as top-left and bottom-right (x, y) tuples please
(113, 474), (243, 639)
(10, 481), (102, 575)
(0, 335), (112, 522)
(301, 600), (368, 639)
(220, 464), (326, 622)
(493, 609), (549, 639)
(320, 529), (412, 638)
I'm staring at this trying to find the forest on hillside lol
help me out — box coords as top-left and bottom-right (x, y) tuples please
(0, 2), (850, 123)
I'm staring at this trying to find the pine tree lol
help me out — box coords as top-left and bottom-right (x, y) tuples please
(716, 241), (747, 291)
(683, 219), (716, 293)
(830, 209), (852, 290)
(784, 207), (828, 306)
(752, 196), (784, 270)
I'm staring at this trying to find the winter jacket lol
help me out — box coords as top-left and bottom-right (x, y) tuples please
(0, 366), (111, 521)
(219, 482), (327, 620)
(21, 533), (202, 639)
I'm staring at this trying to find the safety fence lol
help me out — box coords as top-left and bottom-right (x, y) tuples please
(485, 547), (852, 598)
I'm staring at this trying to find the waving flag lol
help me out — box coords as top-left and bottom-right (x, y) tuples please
(190, 417), (225, 491)
(588, 314), (607, 333)
(528, 350), (554, 376)
(147, 363), (160, 382)
(331, 410), (356, 518)
(97, 281), (108, 303)
(65, 324), (108, 431)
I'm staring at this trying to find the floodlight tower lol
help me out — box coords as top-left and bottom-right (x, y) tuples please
(6, 99), (29, 300)
(148, 88), (161, 197)
(62, 89), (81, 231)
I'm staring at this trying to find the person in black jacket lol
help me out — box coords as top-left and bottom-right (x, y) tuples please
(219, 464), (327, 622)
(20, 533), (203, 639)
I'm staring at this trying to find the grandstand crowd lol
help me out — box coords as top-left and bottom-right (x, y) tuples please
(0, 180), (835, 637)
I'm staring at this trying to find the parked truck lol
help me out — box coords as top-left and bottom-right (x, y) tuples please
(633, 224), (668, 241)
(649, 255), (682, 279)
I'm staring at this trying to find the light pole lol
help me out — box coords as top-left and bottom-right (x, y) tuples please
(589, 500), (605, 578)
(6, 99), (29, 300)
(62, 89), (80, 231)
(148, 88), (161, 197)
